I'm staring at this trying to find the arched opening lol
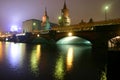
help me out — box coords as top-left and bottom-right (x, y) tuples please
(108, 36), (120, 50)
(56, 36), (92, 45)
(32, 37), (48, 44)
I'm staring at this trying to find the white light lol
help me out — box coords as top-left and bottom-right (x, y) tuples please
(6, 38), (8, 41)
(58, 16), (62, 20)
(116, 36), (120, 39)
(68, 32), (72, 36)
(10, 25), (18, 32)
(105, 6), (109, 10)
(33, 22), (36, 26)
(37, 34), (40, 37)
(16, 33), (25, 36)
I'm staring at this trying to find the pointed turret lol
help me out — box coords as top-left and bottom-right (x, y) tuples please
(44, 8), (49, 19)
(42, 8), (49, 23)
(59, 0), (71, 26)
(41, 8), (50, 30)
(63, 0), (67, 9)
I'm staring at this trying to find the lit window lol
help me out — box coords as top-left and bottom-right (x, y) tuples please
(33, 22), (36, 26)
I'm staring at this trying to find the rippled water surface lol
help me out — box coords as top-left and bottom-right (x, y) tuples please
(0, 42), (107, 80)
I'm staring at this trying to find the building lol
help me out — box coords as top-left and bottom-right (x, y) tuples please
(22, 1), (70, 32)
(22, 19), (41, 33)
(58, 0), (71, 26)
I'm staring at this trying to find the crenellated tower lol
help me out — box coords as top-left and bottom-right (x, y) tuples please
(59, 0), (71, 26)
(41, 8), (50, 30)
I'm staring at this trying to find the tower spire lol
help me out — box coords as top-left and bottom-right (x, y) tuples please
(44, 7), (48, 17)
(59, 0), (71, 26)
(63, 0), (67, 9)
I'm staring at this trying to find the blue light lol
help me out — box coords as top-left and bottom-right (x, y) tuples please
(56, 36), (92, 45)
(10, 25), (18, 32)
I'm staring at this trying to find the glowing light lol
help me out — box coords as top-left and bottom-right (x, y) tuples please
(54, 55), (65, 80)
(37, 34), (40, 37)
(57, 36), (92, 45)
(8, 43), (25, 68)
(10, 25), (18, 32)
(68, 32), (72, 36)
(116, 36), (120, 39)
(66, 47), (74, 71)
(16, 33), (25, 36)
(33, 22), (36, 26)
(6, 38), (8, 41)
(42, 16), (47, 22)
(105, 6), (109, 10)
(58, 16), (62, 20)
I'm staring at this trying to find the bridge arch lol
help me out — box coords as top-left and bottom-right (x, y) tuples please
(108, 36), (120, 49)
(32, 37), (48, 44)
(56, 36), (92, 45)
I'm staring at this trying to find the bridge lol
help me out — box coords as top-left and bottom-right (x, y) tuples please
(40, 21), (120, 50)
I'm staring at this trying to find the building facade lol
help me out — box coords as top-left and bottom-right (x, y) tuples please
(22, 19), (41, 33)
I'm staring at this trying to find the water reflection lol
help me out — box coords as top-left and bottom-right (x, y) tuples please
(54, 45), (92, 80)
(6, 43), (26, 69)
(0, 42), (3, 62)
(66, 47), (74, 71)
(0, 42), (107, 80)
(30, 45), (41, 75)
(54, 55), (65, 80)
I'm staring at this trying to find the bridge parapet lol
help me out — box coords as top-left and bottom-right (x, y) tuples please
(52, 18), (120, 32)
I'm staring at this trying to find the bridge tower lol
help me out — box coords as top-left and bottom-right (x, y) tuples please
(41, 8), (51, 30)
(58, 0), (71, 26)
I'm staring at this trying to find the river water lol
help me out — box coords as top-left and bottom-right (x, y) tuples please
(0, 42), (107, 80)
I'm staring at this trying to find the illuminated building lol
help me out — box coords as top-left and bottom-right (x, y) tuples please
(59, 0), (71, 26)
(41, 8), (51, 30)
(22, 19), (41, 33)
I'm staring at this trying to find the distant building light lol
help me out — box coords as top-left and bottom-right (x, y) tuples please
(33, 22), (36, 26)
(16, 33), (25, 36)
(116, 36), (120, 39)
(58, 16), (62, 20)
(10, 25), (18, 32)
(37, 34), (40, 37)
(6, 38), (8, 41)
(105, 6), (109, 10)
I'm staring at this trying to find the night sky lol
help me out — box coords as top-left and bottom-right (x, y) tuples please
(0, 0), (120, 32)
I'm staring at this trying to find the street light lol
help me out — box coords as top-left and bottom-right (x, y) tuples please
(105, 6), (109, 21)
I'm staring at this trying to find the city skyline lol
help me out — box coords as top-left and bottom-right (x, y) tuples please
(0, 0), (120, 32)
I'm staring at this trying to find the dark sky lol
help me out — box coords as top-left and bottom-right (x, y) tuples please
(0, 0), (120, 32)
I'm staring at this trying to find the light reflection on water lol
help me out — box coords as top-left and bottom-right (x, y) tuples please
(30, 45), (41, 75)
(54, 45), (92, 80)
(0, 42), (106, 80)
(66, 47), (74, 71)
(5, 42), (26, 69)
(0, 42), (3, 62)
(54, 55), (65, 80)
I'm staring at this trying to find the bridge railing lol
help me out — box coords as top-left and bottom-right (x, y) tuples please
(52, 26), (94, 33)
(39, 30), (49, 34)
(52, 18), (120, 32)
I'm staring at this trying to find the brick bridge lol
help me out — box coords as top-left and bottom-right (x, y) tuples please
(40, 24), (120, 49)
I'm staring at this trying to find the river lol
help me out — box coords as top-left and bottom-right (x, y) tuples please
(0, 41), (108, 80)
